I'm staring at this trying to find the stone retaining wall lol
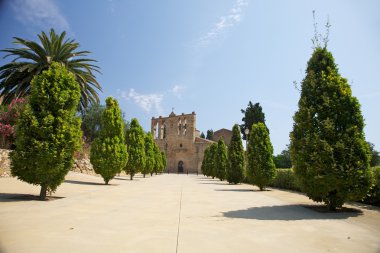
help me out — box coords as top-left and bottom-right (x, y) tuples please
(0, 149), (96, 177)
(0, 149), (11, 177)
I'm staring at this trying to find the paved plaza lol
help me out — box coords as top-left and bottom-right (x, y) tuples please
(0, 172), (379, 253)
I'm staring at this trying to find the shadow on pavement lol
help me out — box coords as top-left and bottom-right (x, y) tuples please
(348, 202), (380, 212)
(113, 177), (130, 181)
(195, 177), (214, 180)
(200, 182), (229, 185)
(222, 205), (362, 220)
(0, 193), (64, 202)
(64, 180), (112, 186)
(215, 189), (258, 192)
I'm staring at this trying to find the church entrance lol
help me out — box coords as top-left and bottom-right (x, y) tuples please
(178, 161), (184, 173)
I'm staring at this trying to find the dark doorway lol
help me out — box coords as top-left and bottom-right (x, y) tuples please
(178, 161), (184, 173)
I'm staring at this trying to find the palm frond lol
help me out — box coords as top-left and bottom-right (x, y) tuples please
(0, 29), (102, 111)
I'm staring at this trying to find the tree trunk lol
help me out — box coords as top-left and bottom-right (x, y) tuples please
(143, 173), (146, 178)
(130, 174), (133, 180)
(40, 185), (47, 200)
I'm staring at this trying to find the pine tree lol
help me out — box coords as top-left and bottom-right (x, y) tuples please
(290, 46), (373, 210)
(200, 132), (206, 139)
(90, 97), (128, 184)
(227, 124), (245, 184)
(11, 62), (82, 199)
(240, 101), (266, 140)
(215, 138), (228, 181)
(247, 122), (276, 190)
(81, 104), (106, 143)
(142, 132), (155, 177)
(125, 118), (146, 180)
(206, 129), (214, 140)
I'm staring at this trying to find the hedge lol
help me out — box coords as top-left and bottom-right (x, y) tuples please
(268, 168), (301, 192)
(269, 167), (380, 207)
(363, 166), (380, 206)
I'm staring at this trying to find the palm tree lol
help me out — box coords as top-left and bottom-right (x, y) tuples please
(0, 29), (101, 112)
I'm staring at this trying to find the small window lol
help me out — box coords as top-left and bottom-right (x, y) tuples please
(180, 143), (183, 148)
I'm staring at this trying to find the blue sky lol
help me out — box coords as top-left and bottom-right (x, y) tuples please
(1, 0), (379, 154)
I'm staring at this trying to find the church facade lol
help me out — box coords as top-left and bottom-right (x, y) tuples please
(151, 111), (213, 173)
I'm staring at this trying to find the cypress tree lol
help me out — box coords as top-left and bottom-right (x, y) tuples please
(201, 147), (210, 176)
(161, 151), (167, 173)
(153, 142), (163, 175)
(209, 143), (218, 179)
(227, 124), (245, 184)
(11, 62), (82, 199)
(290, 46), (373, 210)
(142, 132), (155, 178)
(125, 118), (146, 180)
(215, 138), (228, 181)
(247, 122), (276, 190)
(90, 97), (128, 184)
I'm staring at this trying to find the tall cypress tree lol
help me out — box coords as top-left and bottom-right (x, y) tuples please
(210, 143), (219, 179)
(227, 124), (245, 184)
(90, 97), (128, 184)
(161, 151), (167, 173)
(11, 62), (82, 199)
(290, 46), (373, 210)
(142, 132), (155, 178)
(215, 138), (228, 181)
(247, 122), (276, 190)
(152, 142), (163, 175)
(201, 147), (210, 176)
(125, 118), (146, 180)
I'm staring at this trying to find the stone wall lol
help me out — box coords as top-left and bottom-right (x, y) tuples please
(213, 128), (233, 146)
(71, 157), (96, 175)
(0, 149), (11, 177)
(0, 149), (96, 177)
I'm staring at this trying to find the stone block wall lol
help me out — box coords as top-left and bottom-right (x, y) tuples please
(0, 149), (96, 177)
(0, 149), (11, 177)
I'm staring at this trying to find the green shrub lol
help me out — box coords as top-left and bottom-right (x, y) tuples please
(90, 97), (128, 184)
(124, 118), (145, 180)
(227, 124), (245, 184)
(247, 122), (276, 190)
(290, 46), (373, 210)
(142, 132), (155, 177)
(269, 169), (301, 192)
(363, 166), (380, 206)
(11, 62), (82, 199)
(215, 138), (228, 181)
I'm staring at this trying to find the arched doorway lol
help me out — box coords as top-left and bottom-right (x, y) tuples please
(178, 161), (184, 173)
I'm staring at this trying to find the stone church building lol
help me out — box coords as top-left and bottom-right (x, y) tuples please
(151, 111), (213, 173)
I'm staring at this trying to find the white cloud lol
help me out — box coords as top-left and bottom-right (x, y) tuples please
(171, 85), (186, 99)
(10, 0), (70, 31)
(197, 0), (248, 47)
(120, 89), (164, 114)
